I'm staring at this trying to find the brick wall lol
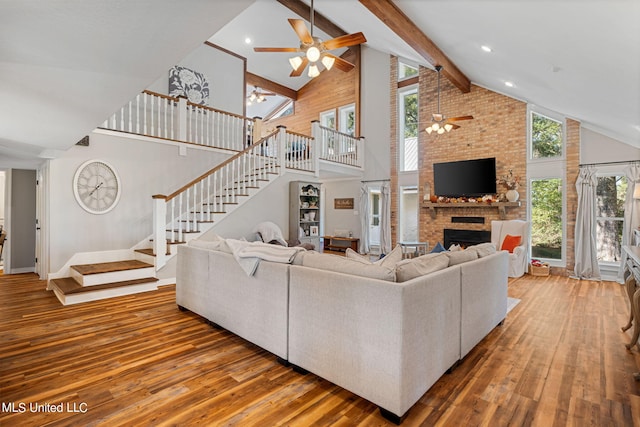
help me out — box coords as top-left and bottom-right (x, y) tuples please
(389, 57), (399, 242)
(415, 66), (528, 248)
(562, 118), (581, 275)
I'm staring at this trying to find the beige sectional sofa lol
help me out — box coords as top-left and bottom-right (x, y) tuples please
(176, 241), (509, 423)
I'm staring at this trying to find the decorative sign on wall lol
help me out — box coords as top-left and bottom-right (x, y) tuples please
(169, 65), (210, 105)
(334, 198), (354, 209)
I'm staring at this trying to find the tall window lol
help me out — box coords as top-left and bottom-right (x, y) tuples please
(338, 104), (355, 136)
(596, 175), (627, 263)
(399, 186), (418, 242)
(531, 112), (563, 159)
(530, 178), (563, 260)
(369, 189), (381, 247)
(399, 88), (418, 171)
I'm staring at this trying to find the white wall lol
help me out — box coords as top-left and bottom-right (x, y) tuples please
(581, 127), (640, 164)
(0, 171), (5, 227)
(320, 47), (392, 242)
(147, 44), (245, 116)
(322, 179), (362, 239)
(360, 47), (391, 181)
(47, 132), (230, 272)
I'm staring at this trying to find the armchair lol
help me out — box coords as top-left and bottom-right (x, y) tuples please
(491, 220), (529, 278)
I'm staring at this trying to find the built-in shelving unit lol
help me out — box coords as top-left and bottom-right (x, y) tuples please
(422, 201), (521, 220)
(289, 181), (321, 249)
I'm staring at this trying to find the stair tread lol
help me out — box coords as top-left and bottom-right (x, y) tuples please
(71, 260), (154, 275)
(51, 277), (158, 295)
(134, 248), (155, 256)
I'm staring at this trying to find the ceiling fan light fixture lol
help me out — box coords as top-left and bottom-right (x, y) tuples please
(306, 46), (321, 62)
(437, 127), (445, 135)
(308, 64), (320, 78)
(321, 55), (335, 70)
(444, 123), (453, 132)
(289, 56), (303, 71)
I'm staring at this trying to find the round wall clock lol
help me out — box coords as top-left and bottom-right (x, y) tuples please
(73, 160), (122, 214)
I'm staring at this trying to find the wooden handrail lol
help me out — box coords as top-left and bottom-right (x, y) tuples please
(319, 125), (360, 140)
(185, 101), (255, 122)
(142, 90), (180, 102)
(286, 129), (314, 139)
(156, 130), (280, 202)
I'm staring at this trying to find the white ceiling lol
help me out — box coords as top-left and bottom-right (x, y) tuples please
(221, 0), (640, 148)
(1, 0), (639, 170)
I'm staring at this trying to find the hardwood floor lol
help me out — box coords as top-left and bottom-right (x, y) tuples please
(1, 273), (639, 426)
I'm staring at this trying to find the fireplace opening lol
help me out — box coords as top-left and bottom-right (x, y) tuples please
(444, 229), (491, 249)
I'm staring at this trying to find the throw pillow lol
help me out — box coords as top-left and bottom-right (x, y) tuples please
(377, 244), (403, 268)
(253, 221), (287, 247)
(395, 253), (449, 282)
(430, 242), (446, 253)
(501, 234), (522, 253)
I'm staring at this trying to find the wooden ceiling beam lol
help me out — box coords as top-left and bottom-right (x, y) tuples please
(277, 0), (347, 38)
(358, 0), (471, 93)
(245, 72), (298, 101)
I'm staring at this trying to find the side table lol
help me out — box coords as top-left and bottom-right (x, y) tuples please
(399, 242), (429, 259)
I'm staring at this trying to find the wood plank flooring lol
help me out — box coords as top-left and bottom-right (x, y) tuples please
(1, 273), (639, 426)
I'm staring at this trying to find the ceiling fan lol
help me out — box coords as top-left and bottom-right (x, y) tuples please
(246, 86), (276, 105)
(425, 65), (474, 134)
(253, 0), (366, 78)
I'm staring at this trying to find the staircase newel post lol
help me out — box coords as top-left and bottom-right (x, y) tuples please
(152, 195), (168, 269)
(311, 120), (321, 177)
(277, 125), (287, 176)
(177, 96), (188, 142)
(252, 116), (263, 146)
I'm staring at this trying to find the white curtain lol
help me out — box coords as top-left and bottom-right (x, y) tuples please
(380, 181), (392, 254)
(359, 183), (371, 254)
(574, 165), (600, 279)
(618, 163), (640, 281)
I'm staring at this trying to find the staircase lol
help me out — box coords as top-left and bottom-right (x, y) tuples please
(49, 130), (290, 305)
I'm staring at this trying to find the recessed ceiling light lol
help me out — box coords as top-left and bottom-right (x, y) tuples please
(244, 37), (252, 44)
(505, 81), (514, 88)
(481, 45), (492, 53)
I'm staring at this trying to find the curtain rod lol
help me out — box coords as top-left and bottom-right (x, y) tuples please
(579, 160), (640, 167)
(361, 179), (391, 183)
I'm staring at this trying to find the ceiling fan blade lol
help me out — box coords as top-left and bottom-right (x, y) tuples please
(446, 115), (474, 122)
(288, 19), (313, 44)
(450, 124), (461, 130)
(324, 53), (355, 72)
(260, 92), (277, 96)
(322, 32), (367, 50)
(290, 57), (309, 77)
(254, 47), (299, 53)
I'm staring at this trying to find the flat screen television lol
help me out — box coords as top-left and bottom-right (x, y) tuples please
(433, 157), (497, 197)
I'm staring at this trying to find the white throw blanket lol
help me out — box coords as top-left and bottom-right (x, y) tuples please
(225, 239), (304, 276)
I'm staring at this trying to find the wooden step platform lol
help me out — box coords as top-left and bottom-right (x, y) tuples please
(51, 277), (158, 295)
(71, 259), (152, 275)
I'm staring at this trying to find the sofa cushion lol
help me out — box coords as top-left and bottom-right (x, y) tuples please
(395, 253), (450, 282)
(345, 244), (403, 268)
(467, 242), (497, 258)
(446, 248), (479, 266)
(300, 252), (396, 282)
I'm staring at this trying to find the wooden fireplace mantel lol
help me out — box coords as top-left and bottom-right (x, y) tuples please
(421, 201), (521, 220)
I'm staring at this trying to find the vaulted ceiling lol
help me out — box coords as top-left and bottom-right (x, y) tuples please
(2, 0), (639, 169)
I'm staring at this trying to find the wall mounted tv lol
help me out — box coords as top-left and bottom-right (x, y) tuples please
(433, 157), (497, 197)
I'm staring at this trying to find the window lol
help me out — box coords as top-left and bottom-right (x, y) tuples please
(319, 109), (336, 129)
(398, 61), (418, 80)
(399, 88), (418, 171)
(530, 178), (563, 260)
(596, 175), (627, 263)
(338, 104), (355, 136)
(399, 186), (418, 242)
(530, 111), (563, 159)
(266, 99), (294, 120)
